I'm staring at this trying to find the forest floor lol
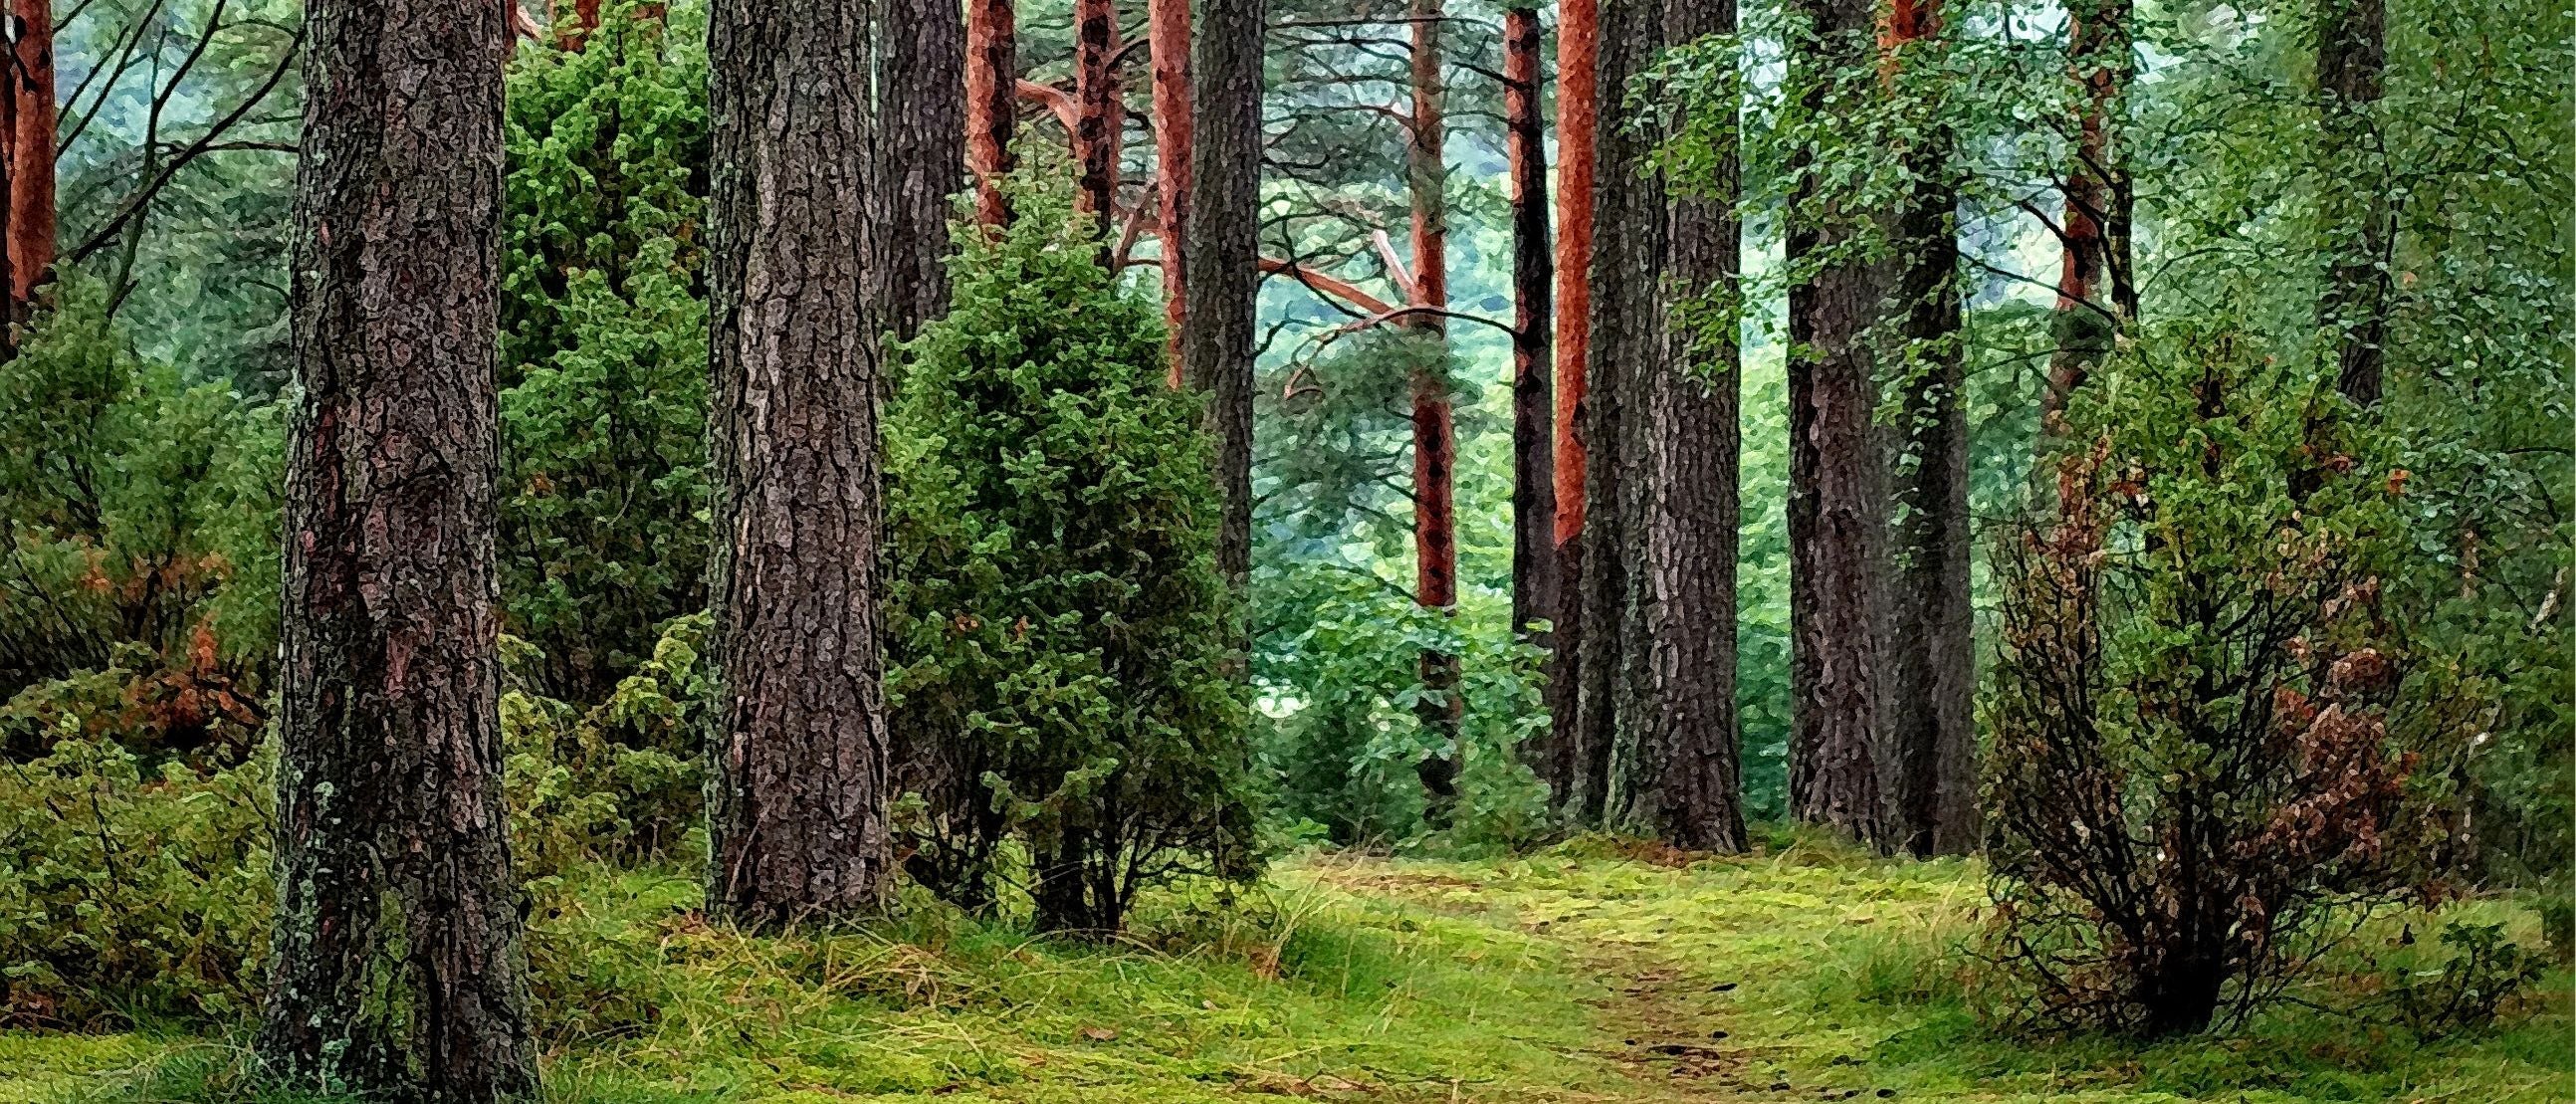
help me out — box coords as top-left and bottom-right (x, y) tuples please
(3, 841), (2569, 1103)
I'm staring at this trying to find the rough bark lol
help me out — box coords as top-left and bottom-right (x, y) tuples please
(1504, 6), (1556, 657)
(1406, 0), (1463, 825)
(2039, 0), (2131, 435)
(1150, 0), (1190, 379)
(2313, 0), (2388, 409)
(255, 0), (537, 1095)
(4, 0), (55, 325)
(1574, 0), (1663, 827)
(1181, 0), (1262, 587)
(965, 0), (1018, 226)
(1786, 0), (1888, 850)
(1544, 0), (1600, 808)
(1878, 0), (1975, 858)
(706, 0), (894, 928)
(1632, 0), (1745, 853)
(876, 0), (966, 345)
(1072, 0), (1121, 231)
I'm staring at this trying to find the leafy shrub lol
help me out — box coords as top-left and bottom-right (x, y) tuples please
(500, 1), (713, 705)
(0, 736), (272, 1027)
(1979, 330), (2466, 1038)
(501, 612), (713, 878)
(2376, 920), (2547, 1036)
(886, 181), (1256, 934)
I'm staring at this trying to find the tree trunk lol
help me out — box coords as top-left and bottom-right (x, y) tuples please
(1878, 0), (1975, 858)
(1544, 0), (1600, 811)
(1405, 0), (1463, 826)
(1633, 0), (1746, 853)
(1504, 6), (1556, 660)
(1181, 0), (1263, 587)
(5, 0), (54, 326)
(1150, 0), (1190, 380)
(706, 0), (894, 928)
(1786, 0), (1889, 850)
(256, 0), (536, 1095)
(1072, 0), (1121, 231)
(876, 0), (966, 346)
(2039, 0), (2131, 435)
(2314, 0), (2388, 408)
(965, 0), (1018, 226)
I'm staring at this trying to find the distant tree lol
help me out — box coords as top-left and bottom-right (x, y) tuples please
(877, 0), (966, 348)
(1181, 0), (1264, 585)
(965, 0), (1018, 227)
(1544, 0), (1599, 808)
(705, 0), (894, 926)
(1502, 4), (1555, 666)
(2039, 0), (2133, 434)
(1149, 0), (1191, 372)
(3, 0), (56, 349)
(256, 0), (537, 1093)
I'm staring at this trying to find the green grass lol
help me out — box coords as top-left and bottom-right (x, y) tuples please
(7, 845), (2568, 1102)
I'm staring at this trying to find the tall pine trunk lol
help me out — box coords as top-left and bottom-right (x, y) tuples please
(4, 0), (54, 339)
(707, 0), (894, 927)
(1150, 0), (1191, 379)
(1878, 0), (1975, 858)
(1073, 0), (1122, 230)
(256, 0), (536, 1095)
(2039, 0), (2131, 434)
(1786, 0), (1889, 850)
(1633, 0), (1746, 853)
(1544, 0), (1600, 809)
(966, 0), (1018, 226)
(877, 0), (966, 345)
(1181, 0), (1263, 586)
(1504, 6), (1555, 656)
(1406, 0), (1464, 825)
(2314, 0), (2388, 408)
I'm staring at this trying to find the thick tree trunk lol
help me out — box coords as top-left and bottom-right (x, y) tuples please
(2039, 0), (2131, 435)
(2314, 0), (2388, 408)
(706, 0), (894, 927)
(1633, 0), (1746, 853)
(1180, 0), (1263, 587)
(1072, 0), (1121, 231)
(1878, 0), (1975, 858)
(1150, 0), (1190, 379)
(1504, 7), (1556, 658)
(1544, 0), (1600, 810)
(5, 0), (54, 324)
(876, 0), (966, 346)
(965, 0), (1018, 226)
(1406, 0), (1463, 825)
(1786, 0), (1889, 850)
(255, 0), (536, 1096)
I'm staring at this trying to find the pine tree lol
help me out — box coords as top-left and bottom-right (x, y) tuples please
(1181, 0), (1264, 586)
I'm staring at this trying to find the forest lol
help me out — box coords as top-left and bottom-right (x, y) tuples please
(0, 0), (2565, 1099)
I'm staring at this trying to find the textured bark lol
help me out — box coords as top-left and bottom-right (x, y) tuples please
(1879, 0), (1975, 858)
(255, 0), (537, 1096)
(1406, 0), (1463, 825)
(2314, 0), (2388, 409)
(706, 0), (894, 927)
(1786, 0), (1888, 850)
(1544, 0), (1600, 807)
(1504, 7), (1556, 657)
(4, 0), (55, 323)
(1181, 0), (1263, 587)
(2039, 0), (2131, 435)
(1574, 0), (1663, 827)
(1630, 0), (1745, 853)
(1072, 0), (1121, 230)
(965, 0), (1018, 226)
(1150, 0), (1190, 379)
(876, 0), (966, 345)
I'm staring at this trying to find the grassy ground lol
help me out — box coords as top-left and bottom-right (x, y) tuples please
(5, 843), (2568, 1102)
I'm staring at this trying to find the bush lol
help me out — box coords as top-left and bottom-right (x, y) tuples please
(1979, 329), (2466, 1038)
(886, 181), (1256, 934)
(0, 736), (272, 1027)
(501, 613), (713, 878)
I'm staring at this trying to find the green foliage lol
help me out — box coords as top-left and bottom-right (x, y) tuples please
(0, 284), (282, 764)
(2376, 920), (2548, 1037)
(886, 182), (1256, 933)
(501, 613), (714, 880)
(500, 3), (714, 705)
(0, 736), (271, 1028)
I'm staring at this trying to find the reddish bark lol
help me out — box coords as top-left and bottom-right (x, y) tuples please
(2040, 0), (2130, 435)
(1149, 0), (1190, 381)
(1072, 0), (1121, 230)
(966, 0), (1018, 226)
(556, 0), (602, 49)
(1503, 6), (1555, 652)
(5, 0), (56, 318)
(1405, 0), (1461, 822)
(1546, 0), (1600, 803)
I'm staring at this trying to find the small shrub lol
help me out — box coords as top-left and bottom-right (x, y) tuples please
(2377, 920), (2547, 1036)
(502, 613), (712, 877)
